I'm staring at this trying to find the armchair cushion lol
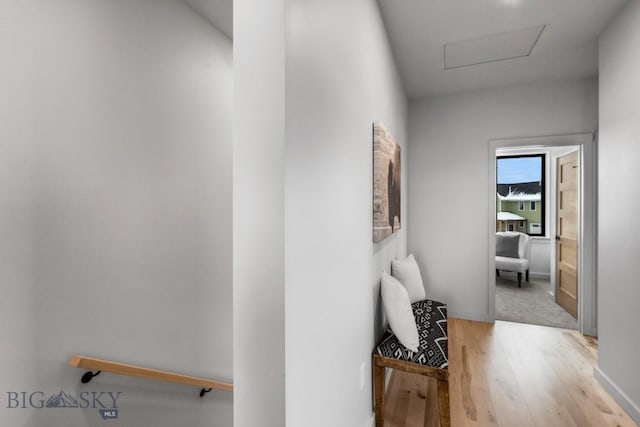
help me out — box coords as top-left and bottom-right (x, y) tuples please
(495, 256), (530, 273)
(496, 234), (520, 258)
(497, 231), (531, 260)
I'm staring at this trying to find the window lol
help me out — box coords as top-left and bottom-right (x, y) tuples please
(508, 223), (514, 231)
(497, 154), (545, 236)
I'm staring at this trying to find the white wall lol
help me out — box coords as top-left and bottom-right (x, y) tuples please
(233, 0), (286, 426)
(529, 239), (551, 277)
(596, 1), (640, 423)
(408, 78), (598, 321)
(0, 1), (233, 426)
(285, 0), (408, 426)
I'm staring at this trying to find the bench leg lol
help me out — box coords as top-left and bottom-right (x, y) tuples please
(374, 363), (385, 427)
(437, 378), (451, 427)
(517, 272), (522, 287)
(526, 269), (530, 282)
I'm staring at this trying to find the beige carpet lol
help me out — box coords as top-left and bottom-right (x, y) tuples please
(496, 275), (578, 330)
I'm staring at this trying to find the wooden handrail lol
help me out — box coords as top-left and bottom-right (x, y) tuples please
(69, 355), (233, 394)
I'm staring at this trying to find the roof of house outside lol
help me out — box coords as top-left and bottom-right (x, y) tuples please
(497, 212), (526, 221)
(497, 182), (541, 201)
(497, 182), (541, 196)
(498, 192), (541, 202)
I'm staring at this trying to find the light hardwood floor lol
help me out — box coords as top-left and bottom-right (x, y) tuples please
(382, 318), (638, 427)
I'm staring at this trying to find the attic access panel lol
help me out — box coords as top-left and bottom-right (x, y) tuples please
(445, 25), (545, 69)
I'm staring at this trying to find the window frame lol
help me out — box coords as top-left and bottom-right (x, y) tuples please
(497, 154), (546, 237)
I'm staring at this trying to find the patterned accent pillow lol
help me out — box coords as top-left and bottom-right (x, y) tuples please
(376, 299), (448, 369)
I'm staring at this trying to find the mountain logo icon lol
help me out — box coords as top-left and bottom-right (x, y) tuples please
(45, 391), (80, 408)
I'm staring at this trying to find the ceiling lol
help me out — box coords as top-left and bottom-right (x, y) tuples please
(183, 0), (232, 39)
(377, 0), (628, 99)
(184, 1), (628, 98)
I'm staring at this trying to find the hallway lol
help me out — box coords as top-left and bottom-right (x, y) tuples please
(383, 319), (636, 427)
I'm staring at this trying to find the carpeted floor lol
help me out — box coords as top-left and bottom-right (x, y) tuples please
(496, 274), (578, 330)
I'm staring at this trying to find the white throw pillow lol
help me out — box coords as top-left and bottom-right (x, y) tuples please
(380, 272), (419, 352)
(391, 254), (426, 303)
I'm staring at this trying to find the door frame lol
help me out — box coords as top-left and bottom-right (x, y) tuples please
(487, 133), (597, 336)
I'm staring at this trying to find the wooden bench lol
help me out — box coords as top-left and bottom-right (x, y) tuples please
(373, 299), (450, 427)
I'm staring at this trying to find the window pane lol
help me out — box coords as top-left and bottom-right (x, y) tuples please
(497, 154), (544, 236)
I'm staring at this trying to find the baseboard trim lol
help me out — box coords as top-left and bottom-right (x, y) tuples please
(594, 366), (640, 425)
(530, 272), (551, 278)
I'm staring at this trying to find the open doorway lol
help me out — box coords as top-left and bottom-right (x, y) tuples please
(487, 133), (597, 336)
(495, 147), (579, 329)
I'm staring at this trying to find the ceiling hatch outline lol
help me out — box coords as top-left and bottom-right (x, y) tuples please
(444, 24), (546, 70)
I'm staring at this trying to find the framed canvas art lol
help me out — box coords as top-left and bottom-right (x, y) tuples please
(373, 121), (401, 243)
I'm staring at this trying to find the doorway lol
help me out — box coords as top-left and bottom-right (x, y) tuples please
(487, 133), (597, 336)
(495, 147), (578, 329)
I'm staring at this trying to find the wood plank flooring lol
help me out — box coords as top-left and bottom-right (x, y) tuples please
(382, 318), (637, 427)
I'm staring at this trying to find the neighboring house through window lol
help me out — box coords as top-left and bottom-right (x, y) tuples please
(496, 154), (545, 236)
